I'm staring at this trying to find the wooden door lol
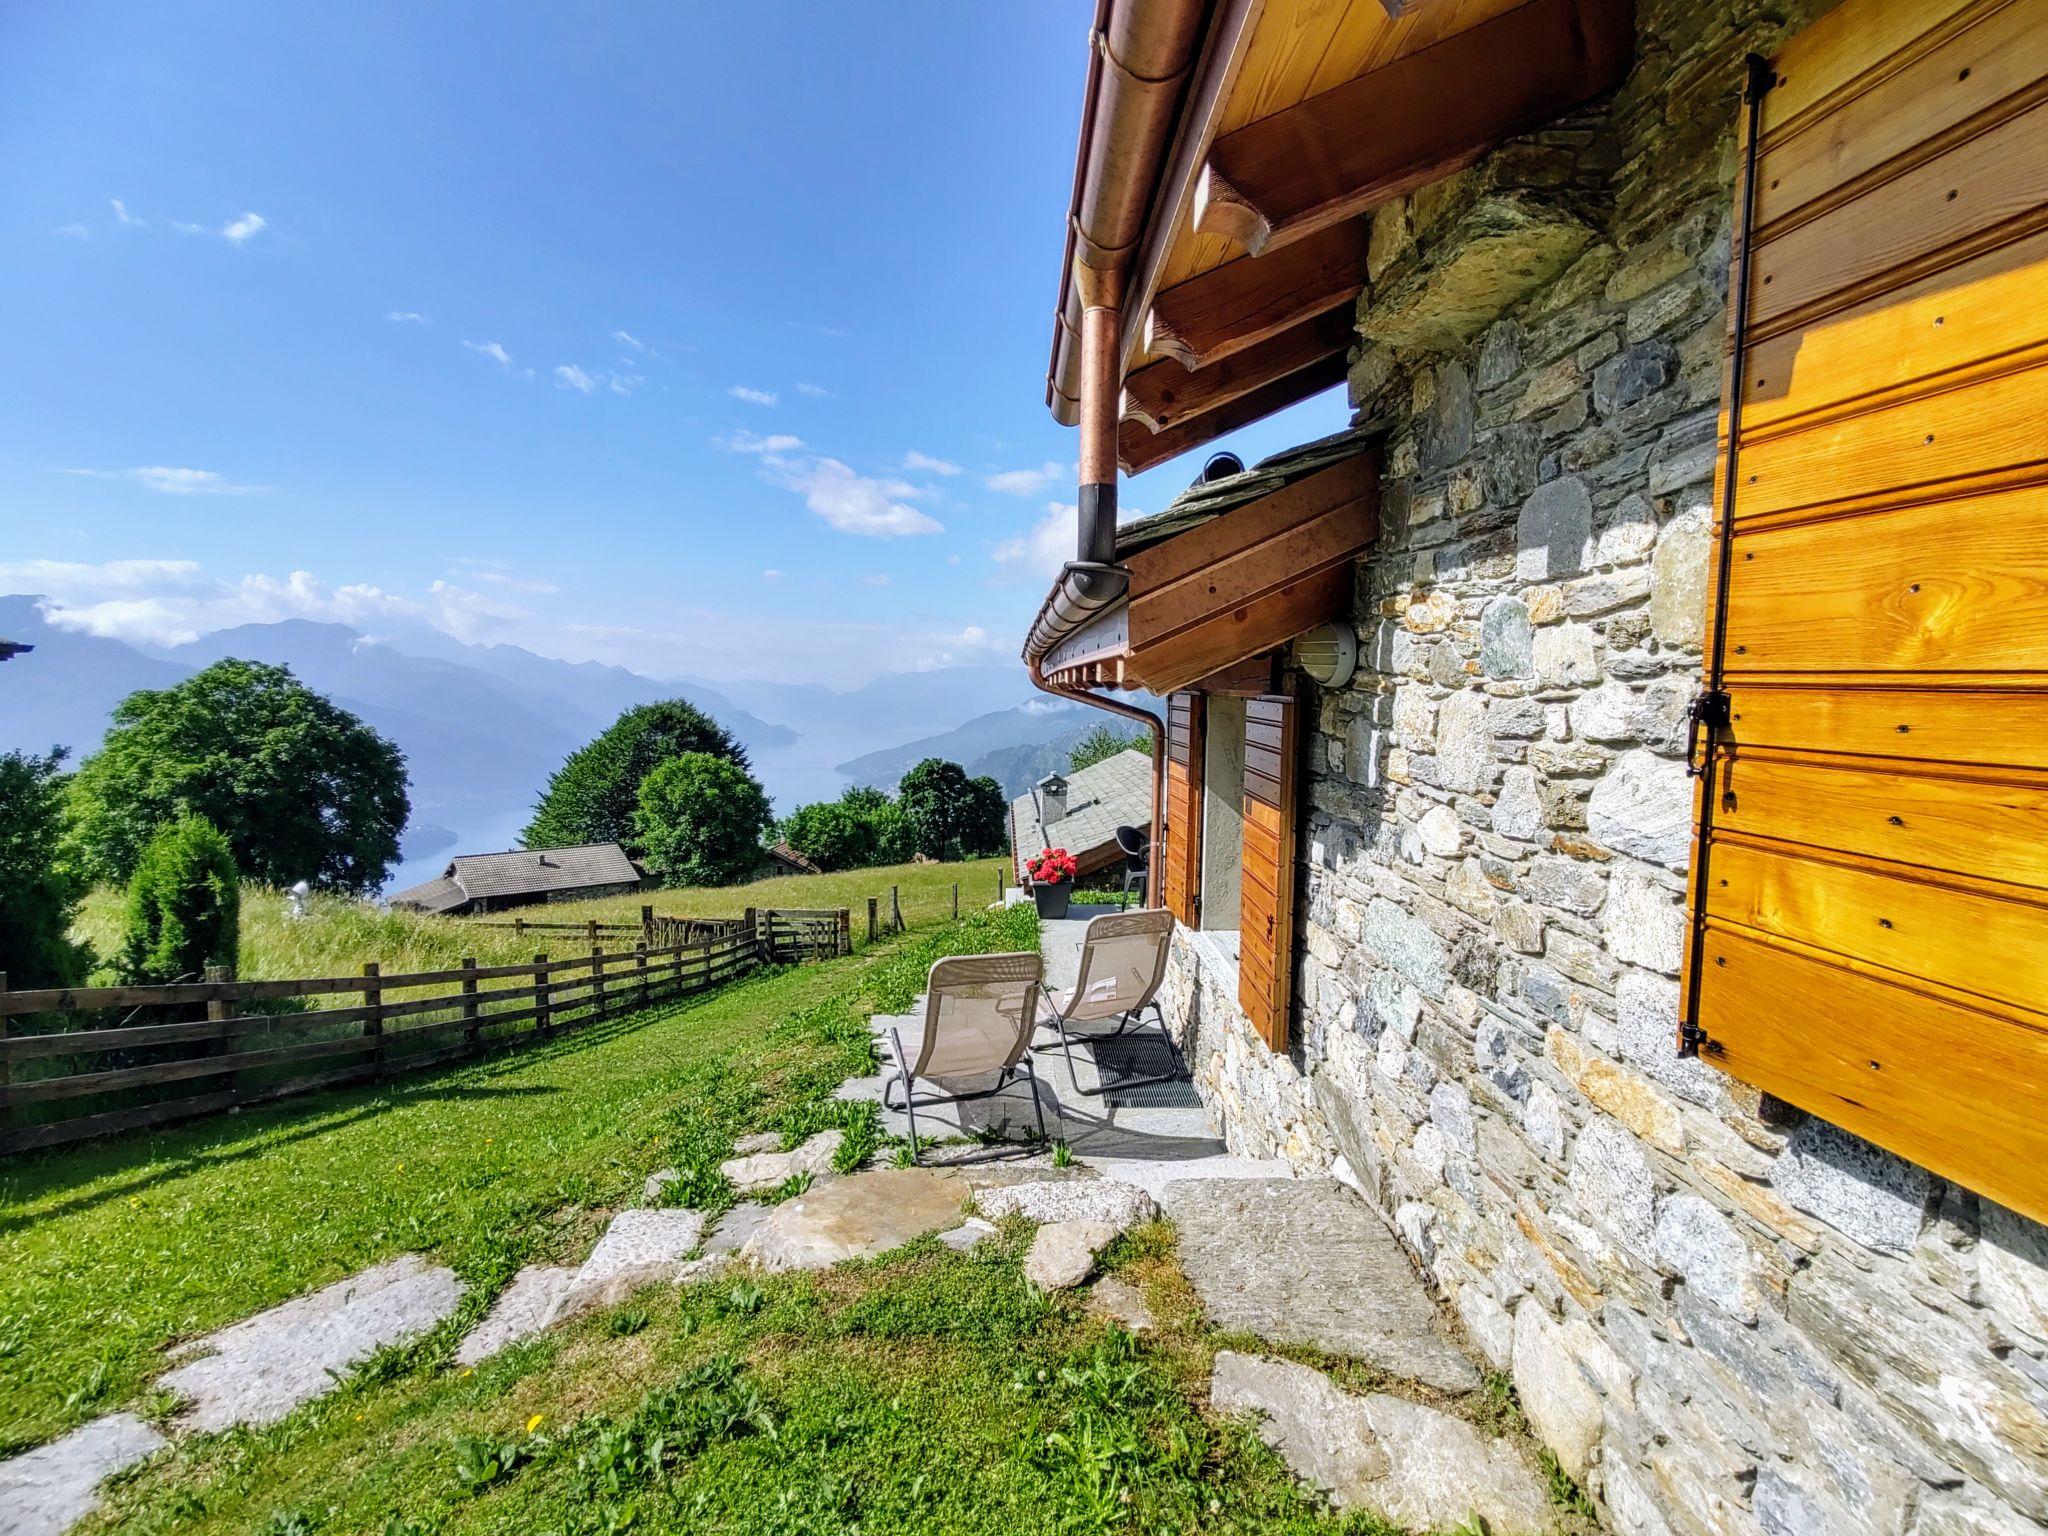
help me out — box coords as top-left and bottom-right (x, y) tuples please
(1687, 0), (2048, 1223)
(1162, 693), (1206, 926)
(1239, 692), (1299, 1052)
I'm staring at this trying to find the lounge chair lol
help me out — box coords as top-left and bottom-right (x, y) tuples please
(1037, 907), (1183, 1097)
(881, 951), (1048, 1162)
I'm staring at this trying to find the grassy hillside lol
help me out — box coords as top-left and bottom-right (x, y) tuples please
(67, 857), (1011, 986)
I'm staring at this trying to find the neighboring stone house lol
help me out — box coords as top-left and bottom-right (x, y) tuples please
(1021, 2), (2048, 1533)
(388, 841), (644, 915)
(1007, 746), (1153, 887)
(752, 841), (822, 881)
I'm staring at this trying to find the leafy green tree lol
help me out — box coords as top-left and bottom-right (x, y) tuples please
(898, 759), (1009, 861)
(1067, 724), (1151, 774)
(118, 816), (240, 984)
(0, 748), (94, 988)
(525, 700), (747, 852)
(67, 661), (408, 894)
(779, 785), (910, 872)
(633, 752), (773, 887)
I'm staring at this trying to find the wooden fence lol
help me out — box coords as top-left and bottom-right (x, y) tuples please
(0, 906), (848, 1157)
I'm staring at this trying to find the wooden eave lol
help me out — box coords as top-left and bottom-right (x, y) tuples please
(1036, 448), (1379, 695)
(1047, 0), (1636, 474)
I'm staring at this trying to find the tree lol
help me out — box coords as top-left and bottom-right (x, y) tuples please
(633, 752), (773, 888)
(525, 700), (747, 852)
(67, 661), (408, 894)
(898, 759), (1009, 861)
(1068, 724), (1151, 774)
(779, 785), (910, 872)
(0, 749), (94, 988)
(118, 816), (240, 984)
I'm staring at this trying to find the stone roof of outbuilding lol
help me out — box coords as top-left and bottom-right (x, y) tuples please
(1008, 747), (1152, 882)
(390, 841), (641, 911)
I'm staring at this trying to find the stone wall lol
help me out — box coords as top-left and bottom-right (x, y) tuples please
(1158, 2), (2048, 1531)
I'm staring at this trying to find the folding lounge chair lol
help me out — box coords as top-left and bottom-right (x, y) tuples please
(881, 951), (1048, 1162)
(1037, 907), (1183, 1097)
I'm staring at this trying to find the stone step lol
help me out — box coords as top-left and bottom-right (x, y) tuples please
(1212, 1351), (1551, 1535)
(0, 1414), (167, 1536)
(1160, 1177), (1482, 1395)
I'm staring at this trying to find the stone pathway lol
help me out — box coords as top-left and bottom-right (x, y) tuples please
(0, 1415), (168, 1536)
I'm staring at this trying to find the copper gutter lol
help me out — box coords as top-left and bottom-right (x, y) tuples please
(1027, 654), (1166, 904)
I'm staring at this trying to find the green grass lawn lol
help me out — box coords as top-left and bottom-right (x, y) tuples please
(65, 858), (1012, 989)
(0, 905), (1032, 1456)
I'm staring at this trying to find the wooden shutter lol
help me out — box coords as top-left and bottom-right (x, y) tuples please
(1162, 692), (1205, 925)
(1239, 692), (1299, 1052)
(1686, 0), (2048, 1224)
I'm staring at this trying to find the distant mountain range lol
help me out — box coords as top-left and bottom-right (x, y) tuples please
(0, 595), (1125, 885)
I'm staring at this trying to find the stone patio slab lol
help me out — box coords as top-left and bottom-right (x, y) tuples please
(1162, 1178), (1480, 1393)
(453, 1266), (578, 1367)
(742, 1167), (968, 1271)
(0, 1413), (167, 1536)
(158, 1254), (463, 1432)
(549, 1208), (706, 1321)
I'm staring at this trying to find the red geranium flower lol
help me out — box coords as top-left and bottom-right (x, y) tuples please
(1027, 847), (1078, 884)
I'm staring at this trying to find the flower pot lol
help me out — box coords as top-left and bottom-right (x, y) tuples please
(1031, 880), (1073, 920)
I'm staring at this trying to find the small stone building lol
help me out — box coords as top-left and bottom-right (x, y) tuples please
(1021, 1), (2048, 1532)
(388, 841), (644, 915)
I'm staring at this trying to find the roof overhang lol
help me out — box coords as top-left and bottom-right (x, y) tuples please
(1024, 440), (1378, 694)
(1045, 0), (1635, 474)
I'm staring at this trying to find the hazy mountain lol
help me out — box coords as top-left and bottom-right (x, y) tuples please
(709, 665), (1037, 747)
(0, 596), (188, 759)
(837, 700), (1106, 797)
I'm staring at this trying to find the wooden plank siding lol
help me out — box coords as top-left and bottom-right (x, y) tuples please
(1238, 693), (1300, 1051)
(1687, 0), (2048, 1224)
(1162, 693), (1207, 927)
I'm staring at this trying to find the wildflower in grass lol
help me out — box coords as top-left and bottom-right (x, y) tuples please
(526, 1413), (545, 1433)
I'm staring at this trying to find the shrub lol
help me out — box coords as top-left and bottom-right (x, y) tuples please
(778, 785), (910, 871)
(633, 752), (773, 887)
(0, 748), (93, 987)
(118, 817), (240, 984)
(525, 700), (747, 853)
(897, 759), (1007, 861)
(67, 660), (407, 893)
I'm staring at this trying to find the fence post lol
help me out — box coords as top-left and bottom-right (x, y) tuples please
(837, 908), (851, 957)
(746, 907), (763, 963)
(866, 897), (878, 945)
(636, 942), (650, 1010)
(591, 943), (606, 1023)
(952, 882), (960, 921)
(461, 957), (479, 1051)
(362, 962), (384, 1075)
(891, 885), (903, 933)
(641, 903), (654, 950)
(1, 972), (11, 1132)
(997, 863), (1004, 903)
(515, 914), (525, 939)
(204, 963), (234, 1072)
(535, 953), (551, 1037)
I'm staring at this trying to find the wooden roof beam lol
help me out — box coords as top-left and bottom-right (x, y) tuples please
(1141, 216), (1369, 370)
(1123, 305), (1354, 433)
(1118, 352), (1349, 476)
(1193, 0), (1635, 256)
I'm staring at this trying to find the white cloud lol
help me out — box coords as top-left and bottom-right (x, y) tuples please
(794, 381), (835, 398)
(862, 573), (892, 587)
(0, 560), (528, 649)
(606, 371), (642, 396)
(221, 211), (267, 244)
(66, 465), (271, 496)
(715, 429), (805, 455)
(728, 385), (779, 406)
(612, 329), (646, 351)
(902, 450), (961, 476)
(53, 222), (89, 240)
(109, 198), (144, 228)
(764, 456), (944, 538)
(985, 461), (1069, 497)
(386, 310), (429, 325)
(171, 220), (206, 235)
(991, 501), (1077, 582)
(463, 340), (516, 370)
(761, 569), (785, 582)
(448, 560), (558, 595)
(554, 364), (598, 395)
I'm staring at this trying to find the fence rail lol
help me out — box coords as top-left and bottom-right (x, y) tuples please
(0, 905), (849, 1157)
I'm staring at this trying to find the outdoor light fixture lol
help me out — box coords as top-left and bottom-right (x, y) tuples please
(1292, 621), (1358, 689)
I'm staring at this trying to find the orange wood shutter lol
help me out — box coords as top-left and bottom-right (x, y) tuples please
(1687, 0), (2048, 1224)
(1162, 693), (1205, 925)
(1239, 692), (1299, 1052)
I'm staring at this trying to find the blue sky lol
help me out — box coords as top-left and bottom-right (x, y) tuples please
(0, 1), (1349, 686)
